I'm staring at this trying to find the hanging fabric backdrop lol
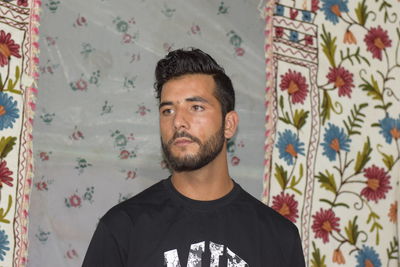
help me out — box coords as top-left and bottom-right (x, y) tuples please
(0, 0), (39, 266)
(263, 0), (400, 266)
(27, 1), (267, 266)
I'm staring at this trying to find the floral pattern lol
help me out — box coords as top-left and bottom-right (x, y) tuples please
(361, 165), (392, 203)
(271, 192), (299, 223)
(265, 0), (400, 266)
(0, 30), (21, 67)
(0, 92), (19, 130)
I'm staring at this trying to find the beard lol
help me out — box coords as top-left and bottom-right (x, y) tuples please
(161, 125), (225, 172)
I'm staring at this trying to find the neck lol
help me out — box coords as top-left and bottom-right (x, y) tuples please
(170, 147), (233, 201)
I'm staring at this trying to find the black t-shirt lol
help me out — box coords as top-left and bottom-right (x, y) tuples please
(82, 178), (305, 267)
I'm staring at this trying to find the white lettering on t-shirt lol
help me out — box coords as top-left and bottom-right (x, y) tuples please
(209, 241), (224, 267)
(163, 241), (248, 267)
(187, 241), (205, 267)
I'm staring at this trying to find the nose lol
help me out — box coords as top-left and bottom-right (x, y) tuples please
(173, 108), (189, 130)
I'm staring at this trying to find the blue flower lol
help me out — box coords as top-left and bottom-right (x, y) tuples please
(275, 4), (284, 16)
(0, 230), (10, 261)
(379, 116), (400, 144)
(0, 92), (19, 130)
(356, 246), (381, 267)
(289, 30), (299, 42)
(320, 0), (349, 25)
(321, 123), (351, 161)
(302, 10), (312, 22)
(276, 129), (305, 165)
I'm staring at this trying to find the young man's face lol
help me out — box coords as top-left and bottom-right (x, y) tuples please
(159, 74), (226, 172)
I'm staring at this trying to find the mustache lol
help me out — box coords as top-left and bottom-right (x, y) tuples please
(167, 131), (201, 146)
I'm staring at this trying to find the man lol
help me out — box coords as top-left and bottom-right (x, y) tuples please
(82, 48), (305, 266)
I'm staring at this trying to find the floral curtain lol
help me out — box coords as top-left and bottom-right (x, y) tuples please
(0, 0), (40, 266)
(27, 1), (267, 266)
(263, 0), (400, 266)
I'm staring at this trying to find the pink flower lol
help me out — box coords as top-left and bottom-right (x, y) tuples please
(235, 47), (245, 56)
(0, 30), (21, 67)
(326, 67), (354, 97)
(280, 69), (309, 104)
(364, 26), (392, 60)
(75, 79), (88, 91)
(35, 181), (48, 191)
(231, 156), (240, 166)
(361, 165), (391, 202)
(69, 194), (81, 207)
(271, 192), (299, 223)
(312, 208), (340, 243)
(119, 150), (130, 159)
(0, 161), (13, 187)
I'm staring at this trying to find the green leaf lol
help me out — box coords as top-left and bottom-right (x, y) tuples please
(355, 0), (368, 26)
(311, 241), (327, 267)
(360, 75), (383, 101)
(0, 136), (17, 160)
(316, 170), (337, 194)
(381, 152), (394, 171)
(345, 216), (360, 245)
(0, 195), (12, 224)
(274, 164), (288, 190)
(354, 137), (372, 174)
(15, 65), (20, 81)
(320, 198), (350, 208)
(299, 163), (304, 180)
(7, 79), (13, 91)
(320, 24), (337, 67)
(321, 90), (333, 125)
(279, 95), (284, 110)
(293, 109), (309, 130)
(343, 103), (368, 136)
(289, 175), (302, 195)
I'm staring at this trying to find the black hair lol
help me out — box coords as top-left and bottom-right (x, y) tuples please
(154, 48), (235, 116)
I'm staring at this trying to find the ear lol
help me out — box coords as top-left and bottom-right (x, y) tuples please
(224, 111), (239, 139)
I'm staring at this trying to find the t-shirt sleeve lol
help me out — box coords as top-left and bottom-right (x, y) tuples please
(289, 228), (306, 267)
(81, 220), (125, 267)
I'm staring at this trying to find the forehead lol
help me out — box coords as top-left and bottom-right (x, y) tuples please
(160, 74), (217, 101)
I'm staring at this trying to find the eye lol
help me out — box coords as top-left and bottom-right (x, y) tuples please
(191, 105), (204, 112)
(161, 108), (174, 116)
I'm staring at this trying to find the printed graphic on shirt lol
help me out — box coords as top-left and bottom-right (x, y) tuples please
(164, 241), (248, 267)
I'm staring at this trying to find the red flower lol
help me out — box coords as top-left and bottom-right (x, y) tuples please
(0, 30), (22, 67)
(326, 67), (354, 97)
(0, 161), (13, 187)
(305, 35), (313, 46)
(311, 0), (320, 12)
(280, 70), (309, 104)
(69, 194), (81, 207)
(312, 208), (340, 243)
(361, 165), (391, 202)
(364, 26), (392, 60)
(275, 27), (284, 38)
(17, 0), (28, 6)
(271, 192), (299, 223)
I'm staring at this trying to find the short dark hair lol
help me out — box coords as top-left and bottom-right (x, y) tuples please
(154, 48), (235, 116)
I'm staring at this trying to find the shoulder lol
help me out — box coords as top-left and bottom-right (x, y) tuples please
(101, 179), (168, 228)
(237, 187), (300, 237)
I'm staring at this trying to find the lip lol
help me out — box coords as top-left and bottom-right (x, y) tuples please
(173, 138), (194, 146)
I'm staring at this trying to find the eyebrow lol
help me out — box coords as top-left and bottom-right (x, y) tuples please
(159, 96), (210, 109)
